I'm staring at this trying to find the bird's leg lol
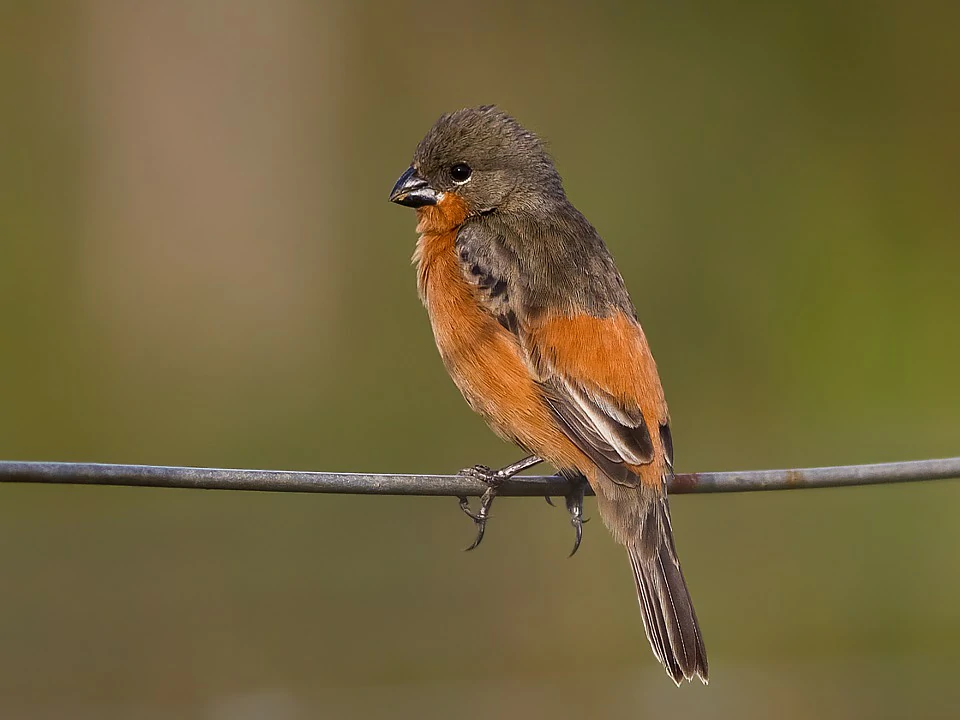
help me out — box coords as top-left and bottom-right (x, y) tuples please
(563, 473), (590, 557)
(457, 455), (543, 551)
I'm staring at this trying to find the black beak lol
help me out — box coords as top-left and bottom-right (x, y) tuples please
(389, 166), (438, 208)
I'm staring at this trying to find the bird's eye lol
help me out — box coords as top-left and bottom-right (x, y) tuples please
(450, 162), (472, 184)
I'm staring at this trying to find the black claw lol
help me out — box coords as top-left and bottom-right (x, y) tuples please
(544, 495), (556, 507)
(459, 487), (496, 551)
(569, 517), (583, 558)
(464, 520), (486, 552)
(564, 478), (588, 557)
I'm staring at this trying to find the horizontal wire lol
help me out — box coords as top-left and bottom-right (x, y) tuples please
(1, 456), (958, 497)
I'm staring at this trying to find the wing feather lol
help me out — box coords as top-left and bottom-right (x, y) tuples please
(523, 311), (669, 488)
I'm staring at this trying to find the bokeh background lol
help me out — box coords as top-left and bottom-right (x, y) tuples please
(2, 2), (959, 718)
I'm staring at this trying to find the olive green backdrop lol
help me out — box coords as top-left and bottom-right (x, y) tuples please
(2, 2), (959, 718)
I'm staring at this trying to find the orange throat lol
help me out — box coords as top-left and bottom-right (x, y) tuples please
(412, 193), (469, 300)
(414, 192), (469, 236)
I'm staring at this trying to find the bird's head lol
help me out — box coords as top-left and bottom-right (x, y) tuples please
(389, 106), (563, 229)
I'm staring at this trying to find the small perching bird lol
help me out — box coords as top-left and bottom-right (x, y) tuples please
(390, 106), (707, 685)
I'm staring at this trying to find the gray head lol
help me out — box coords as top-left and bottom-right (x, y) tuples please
(389, 106), (564, 215)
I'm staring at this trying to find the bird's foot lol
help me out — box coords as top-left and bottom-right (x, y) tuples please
(564, 478), (589, 557)
(544, 474), (590, 556)
(457, 464), (511, 551)
(456, 456), (542, 551)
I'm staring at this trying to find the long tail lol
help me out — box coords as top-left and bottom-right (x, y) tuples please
(626, 496), (708, 685)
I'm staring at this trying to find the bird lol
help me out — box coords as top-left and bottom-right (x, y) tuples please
(389, 105), (708, 685)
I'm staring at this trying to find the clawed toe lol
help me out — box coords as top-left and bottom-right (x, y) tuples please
(458, 487), (496, 551)
(457, 465), (501, 551)
(540, 474), (591, 556)
(564, 476), (589, 557)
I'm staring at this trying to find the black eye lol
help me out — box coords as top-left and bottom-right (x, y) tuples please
(450, 162), (472, 183)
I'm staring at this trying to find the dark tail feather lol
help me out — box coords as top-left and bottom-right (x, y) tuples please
(627, 498), (708, 685)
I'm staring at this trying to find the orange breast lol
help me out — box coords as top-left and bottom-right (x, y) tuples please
(413, 197), (588, 472)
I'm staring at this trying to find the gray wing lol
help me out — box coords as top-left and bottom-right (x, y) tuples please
(454, 220), (522, 333)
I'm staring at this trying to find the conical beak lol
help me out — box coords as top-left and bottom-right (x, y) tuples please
(389, 166), (438, 208)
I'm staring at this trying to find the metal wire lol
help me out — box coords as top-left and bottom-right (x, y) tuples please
(1, 456), (958, 497)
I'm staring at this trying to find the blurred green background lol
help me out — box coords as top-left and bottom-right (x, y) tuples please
(2, 2), (959, 718)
